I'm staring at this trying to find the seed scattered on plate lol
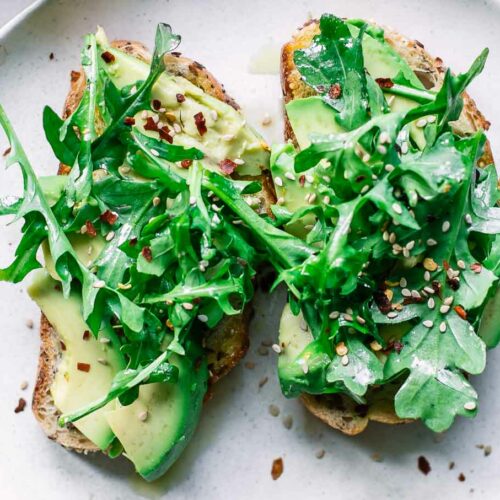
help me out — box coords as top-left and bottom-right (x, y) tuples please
(258, 376), (268, 388)
(25, 319), (34, 329)
(20, 380), (28, 391)
(315, 449), (326, 459)
(282, 415), (293, 430)
(269, 404), (280, 417)
(271, 458), (284, 480)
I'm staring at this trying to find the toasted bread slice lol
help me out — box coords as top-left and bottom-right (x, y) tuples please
(281, 20), (493, 435)
(32, 39), (274, 452)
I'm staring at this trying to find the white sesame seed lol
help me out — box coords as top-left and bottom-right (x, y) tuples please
(439, 321), (447, 333)
(285, 172), (296, 181)
(362, 153), (371, 163)
(329, 311), (340, 320)
(211, 204), (221, 212)
(182, 302), (194, 310)
(440, 305), (450, 314)
(379, 131), (390, 144)
(360, 185), (370, 194)
(93, 280), (105, 289)
(457, 260), (466, 269)
(385, 164), (395, 172)
(416, 118), (427, 128)
(141, 110), (148, 119)
(426, 238), (438, 246)
(105, 231), (115, 241)
(392, 203), (403, 215)
(233, 158), (245, 165)
(152, 114), (160, 124)
(387, 311), (398, 319)
(308, 193), (317, 204)
(382, 231), (389, 241)
(341, 355), (349, 366)
(274, 176), (283, 187)
(305, 175), (314, 184)
(343, 313), (353, 322)
(424, 271), (431, 281)
(261, 113), (272, 126)
(298, 358), (309, 374)
(323, 195), (330, 205)
(138, 410), (149, 422)
(444, 296), (454, 306)
(222, 134), (234, 141)
(406, 240), (415, 250)
(372, 174), (378, 180)
(210, 109), (218, 121)
(152, 196), (161, 206)
(389, 232), (397, 244)
(428, 298), (435, 309)
(400, 277), (408, 287)
(189, 196), (197, 205)
(393, 244), (403, 252)
(200, 260), (209, 268)
(377, 145), (387, 155)
(423, 320), (433, 328)
(346, 307), (353, 315)
(411, 290), (421, 299)
(402, 288), (411, 297)
(197, 314), (208, 323)
(464, 401), (476, 411)
(401, 142), (409, 154)
(272, 344), (282, 354)
(442, 220), (451, 233)
(99, 337), (110, 344)
(427, 115), (436, 124)
(403, 248), (410, 258)
(424, 286), (435, 295)
(173, 123), (182, 133)
(357, 315), (366, 325)
(150, 148), (160, 157)
(464, 213), (473, 225)
(20, 380), (28, 390)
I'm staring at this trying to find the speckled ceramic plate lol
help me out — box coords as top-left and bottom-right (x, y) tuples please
(1, 0), (500, 498)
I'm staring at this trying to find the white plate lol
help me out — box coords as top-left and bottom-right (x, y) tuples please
(1, 0), (500, 498)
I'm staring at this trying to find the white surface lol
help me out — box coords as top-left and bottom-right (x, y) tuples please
(0, 0), (499, 498)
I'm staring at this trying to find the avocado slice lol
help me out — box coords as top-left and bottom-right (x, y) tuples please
(28, 272), (126, 450)
(105, 345), (208, 481)
(97, 34), (269, 178)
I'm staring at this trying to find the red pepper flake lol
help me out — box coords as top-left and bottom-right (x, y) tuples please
(194, 112), (207, 136)
(176, 93), (186, 103)
(77, 362), (91, 373)
(219, 159), (238, 175)
(144, 116), (159, 132)
(299, 174), (306, 186)
(454, 305), (468, 320)
(375, 77), (394, 89)
(470, 262), (482, 274)
(100, 210), (118, 225)
(85, 220), (97, 238)
(271, 457), (284, 480)
(159, 126), (173, 144)
(141, 246), (153, 262)
(328, 83), (342, 99)
(14, 398), (27, 413)
(3, 147), (11, 157)
(82, 330), (90, 341)
(101, 51), (115, 64)
(129, 237), (138, 247)
(60, 340), (66, 351)
(152, 99), (162, 111)
(124, 116), (135, 126)
(180, 159), (192, 169)
(418, 455), (431, 475)
(443, 260), (450, 271)
(458, 473), (466, 482)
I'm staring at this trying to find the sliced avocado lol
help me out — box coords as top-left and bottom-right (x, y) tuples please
(98, 41), (269, 177)
(478, 285), (500, 348)
(278, 304), (331, 397)
(105, 345), (208, 481)
(43, 234), (106, 281)
(286, 96), (343, 149)
(28, 272), (125, 450)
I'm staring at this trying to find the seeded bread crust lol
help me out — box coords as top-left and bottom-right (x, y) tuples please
(281, 20), (494, 435)
(32, 40), (274, 452)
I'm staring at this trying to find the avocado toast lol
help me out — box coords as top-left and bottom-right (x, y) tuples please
(0, 24), (272, 480)
(263, 15), (500, 434)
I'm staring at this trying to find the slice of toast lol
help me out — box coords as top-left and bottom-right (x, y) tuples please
(32, 39), (275, 452)
(281, 20), (494, 435)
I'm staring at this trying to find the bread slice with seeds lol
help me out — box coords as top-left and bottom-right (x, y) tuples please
(32, 39), (275, 452)
(281, 19), (493, 435)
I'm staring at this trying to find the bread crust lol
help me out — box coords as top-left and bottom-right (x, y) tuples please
(281, 19), (494, 435)
(32, 39), (273, 451)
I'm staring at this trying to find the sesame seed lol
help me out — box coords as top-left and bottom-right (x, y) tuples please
(440, 305), (450, 314)
(357, 315), (366, 325)
(428, 298), (435, 309)
(141, 110), (148, 119)
(370, 340), (382, 351)
(423, 258), (438, 271)
(272, 344), (282, 354)
(464, 401), (476, 411)
(393, 244), (403, 252)
(442, 220), (451, 232)
(150, 149), (160, 157)
(424, 271), (431, 281)
(464, 213), (473, 225)
(392, 203), (403, 215)
(423, 320), (433, 328)
(336, 342), (348, 356)
(173, 123), (182, 133)
(427, 115), (436, 123)
(385, 164), (395, 172)
(212, 204), (221, 212)
(401, 142), (409, 154)
(362, 153), (371, 163)
(403, 248), (410, 258)
(457, 260), (466, 270)
(305, 175), (314, 183)
(222, 134), (234, 141)
(343, 313), (353, 322)
(424, 286), (435, 295)
(298, 358), (309, 374)
(285, 172), (295, 181)
(233, 158), (245, 165)
(20, 380), (28, 390)
(372, 174), (378, 180)
(105, 231), (115, 242)
(383, 231), (389, 241)
(210, 109), (218, 121)
(406, 240), (415, 250)
(189, 196), (197, 205)
(323, 195), (330, 204)
(439, 321), (447, 333)
(426, 238), (438, 246)
(416, 118), (427, 128)
(360, 185), (370, 194)
(138, 410), (149, 422)
(377, 145), (387, 155)
(182, 302), (194, 310)
(261, 113), (272, 126)
(444, 296), (454, 306)
(307, 193), (317, 204)
(379, 131), (390, 144)
(329, 311), (340, 319)
(99, 337), (110, 344)
(93, 280), (105, 289)
(274, 176), (283, 187)
(411, 290), (421, 299)
(269, 404), (280, 417)
(387, 311), (398, 319)
(402, 289), (411, 297)
(117, 283), (132, 290)
(341, 355), (349, 366)
(389, 233), (397, 244)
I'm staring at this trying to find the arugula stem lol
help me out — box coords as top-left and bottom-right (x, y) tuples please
(383, 84), (436, 104)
